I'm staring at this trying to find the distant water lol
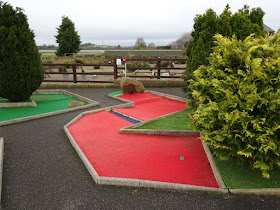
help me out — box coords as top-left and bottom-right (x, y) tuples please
(39, 50), (105, 53)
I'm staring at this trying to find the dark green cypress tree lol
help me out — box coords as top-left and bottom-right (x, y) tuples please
(0, 2), (44, 102)
(183, 5), (265, 94)
(216, 4), (232, 37)
(182, 8), (218, 93)
(55, 16), (81, 56)
(230, 5), (265, 41)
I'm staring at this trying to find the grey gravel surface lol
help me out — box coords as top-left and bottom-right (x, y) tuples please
(0, 88), (279, 209)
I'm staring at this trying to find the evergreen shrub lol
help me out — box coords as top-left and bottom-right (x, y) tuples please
(58, 66), (67, 73)
(156, 46), (171, 49)
(126, 62), (150, 72)
(189, 32), (280, 178)
(74, 59), (84, 64)
(55, 16), (81, 57)
(160, 61), (169, 68)
(0, 2), (43, 102)
(183, 5), (265, 94)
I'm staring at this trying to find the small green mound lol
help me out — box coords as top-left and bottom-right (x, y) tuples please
(135, 108), (195, 131)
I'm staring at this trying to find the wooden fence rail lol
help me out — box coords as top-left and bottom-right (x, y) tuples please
(42, 58), (186, 83)
(115, 58), (186, 80)
(42, 63), (115, 83)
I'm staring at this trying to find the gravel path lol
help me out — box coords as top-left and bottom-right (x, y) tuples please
(0, 88), (279, 209)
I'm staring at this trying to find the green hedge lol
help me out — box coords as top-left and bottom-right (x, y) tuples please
(189, 32), (280, 178)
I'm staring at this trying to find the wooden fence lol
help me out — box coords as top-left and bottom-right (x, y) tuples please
(42, 58), (186, 83)
(115, 58), (186, 79)
(43, 63), (115, 83)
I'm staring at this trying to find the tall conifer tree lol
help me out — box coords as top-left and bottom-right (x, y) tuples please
(55, 16), (81, 56)
(183, 5), (265, 93)
(0, 2), (43, 102)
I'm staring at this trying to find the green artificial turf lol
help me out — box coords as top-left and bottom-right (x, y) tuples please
(109, 90), (149, 97)
(109, 91), (123, 96)
(0, 94), (87, 122)
(213, 156), (280, 189)
(135, 108), (195, 131)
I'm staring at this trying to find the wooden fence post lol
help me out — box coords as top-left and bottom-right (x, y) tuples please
(157, 57), (161, 79)
(72, 65), (77, 83)
(114, 59), (118, 79)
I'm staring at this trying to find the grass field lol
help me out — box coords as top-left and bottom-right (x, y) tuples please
(0, 94), (87, 122)
(40, 51), (104, 58)
(40, 52), (57, 58)
(104, 50), (183, 56)
(133, 107), (280, 189)
(40, 50), (183, 58)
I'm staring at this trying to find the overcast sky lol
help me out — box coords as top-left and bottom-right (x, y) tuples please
(4, 0), (280, 46)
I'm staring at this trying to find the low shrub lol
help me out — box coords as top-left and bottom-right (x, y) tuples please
(126, 62), (150, 72)
(189, 32), (280, 178)
(74, 59), (84, 64)
(180, 60), (186, 64)
(160, 61), (169, 68)
(156, 46), (171, 49)
(94, 65), (100, 69)
(58, 66), (67, 73)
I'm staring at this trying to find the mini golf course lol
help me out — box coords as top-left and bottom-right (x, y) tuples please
(66, 92), (220, 189)
(0, 90), (99, 126)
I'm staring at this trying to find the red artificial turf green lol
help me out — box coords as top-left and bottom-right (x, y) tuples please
(113, 92), (187, 121)
(68, 111), (219, 187)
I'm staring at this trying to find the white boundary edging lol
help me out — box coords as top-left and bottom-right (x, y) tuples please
(0, 89), (99, 127)
(0, 100), (36, 108)
(64, 90), (280, 195)
(148, 90), (189, 103)
(201, 139), (227, 189)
